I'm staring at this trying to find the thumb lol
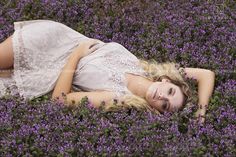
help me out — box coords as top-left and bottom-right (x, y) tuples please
(92, 39), (103, 44)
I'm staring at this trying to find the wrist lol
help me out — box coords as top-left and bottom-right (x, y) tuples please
(69, 51), (83, 60)
(197, 106), (207, 114)
(198, 103), (208, 110)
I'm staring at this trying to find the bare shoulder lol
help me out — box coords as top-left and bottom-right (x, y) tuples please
(65, 90), (118, 108)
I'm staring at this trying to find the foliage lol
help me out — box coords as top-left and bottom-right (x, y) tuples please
(0, 0), (235, 156)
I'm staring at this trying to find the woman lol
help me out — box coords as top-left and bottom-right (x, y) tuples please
(0, 20), (215, 122)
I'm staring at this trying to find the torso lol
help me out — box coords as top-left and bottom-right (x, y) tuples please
(70, 73), (141, 95)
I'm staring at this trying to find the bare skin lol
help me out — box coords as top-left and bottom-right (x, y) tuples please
(0, 35), (215, 123)
(1, 35), (184, 113)
(125, 73), (184, 113)
(0, 35), (14, 77)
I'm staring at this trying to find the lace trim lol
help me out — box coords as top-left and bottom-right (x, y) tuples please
(14, 23), (31, 70)
(0, 77), (19, 97)
(0, 81), (7, 97)
(12, 25), (31, 100)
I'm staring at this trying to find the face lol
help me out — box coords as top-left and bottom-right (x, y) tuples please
(145, 78), (184, 113)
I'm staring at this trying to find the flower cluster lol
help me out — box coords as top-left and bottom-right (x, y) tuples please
(0, 0), (235, 156)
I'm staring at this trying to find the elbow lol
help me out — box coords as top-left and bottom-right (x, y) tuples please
(208, 70), (215, 79)
(209, 70), (215, 75)
(198, 69), (215, 84)
(211, 71), (216, 85)
(205, 70), (215, 87)
(204, 69), (215, 78)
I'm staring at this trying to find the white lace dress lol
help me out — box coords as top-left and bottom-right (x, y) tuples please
(0, 20), (147, 101)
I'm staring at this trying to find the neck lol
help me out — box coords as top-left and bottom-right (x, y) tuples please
(125, 73), (153, 99)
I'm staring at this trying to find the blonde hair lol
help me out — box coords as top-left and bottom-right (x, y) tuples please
(99, 58), (193, 114)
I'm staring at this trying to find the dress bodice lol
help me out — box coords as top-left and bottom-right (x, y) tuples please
(71, 42), (147, 98)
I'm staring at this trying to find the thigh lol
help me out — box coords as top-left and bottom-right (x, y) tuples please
(0, 35), (14, 70)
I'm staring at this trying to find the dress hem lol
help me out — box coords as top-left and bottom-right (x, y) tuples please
(12, 22), (28, 100)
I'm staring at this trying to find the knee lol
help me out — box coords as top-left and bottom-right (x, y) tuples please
(0, 43), (14, 70)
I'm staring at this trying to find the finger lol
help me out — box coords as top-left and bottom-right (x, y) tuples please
(88, 39), (99, 43)
(94, 39), (102, 43)
(90, 39), (101, 44)
(92, 40), (101, 46)
(89, 41), (100, 49)
(89, 45), (100, 52)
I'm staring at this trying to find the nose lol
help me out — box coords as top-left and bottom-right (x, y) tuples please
(157, 92), (164, 99)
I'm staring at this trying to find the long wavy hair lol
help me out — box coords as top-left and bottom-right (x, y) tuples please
(101, 58), (193, 114)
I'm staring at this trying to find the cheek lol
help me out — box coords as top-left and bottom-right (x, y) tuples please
(150, 100), (162, 110)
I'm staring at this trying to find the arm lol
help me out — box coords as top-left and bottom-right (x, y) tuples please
(51, 53), (82, 102)
(183, 68), (216, 121)
(65, 91), (117, 108)
(51, 39), (102, 103)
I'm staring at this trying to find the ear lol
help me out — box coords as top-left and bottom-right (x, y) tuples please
(161, 78), (171, 83)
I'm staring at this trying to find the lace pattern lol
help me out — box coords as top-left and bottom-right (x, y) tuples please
(11, 20), (80, 100)
(0, 76), (19, 97)
(101, 44), (146, 98)
(12, 24), (29, 99)
(14, 22), (31, 71)
(101, 48), (188, 99)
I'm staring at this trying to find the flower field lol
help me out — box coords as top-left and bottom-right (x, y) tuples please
(0, 0), (235, 156)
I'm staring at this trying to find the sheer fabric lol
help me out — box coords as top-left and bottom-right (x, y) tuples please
(0, 20), (146, 101)
(72, 42), (147, 98)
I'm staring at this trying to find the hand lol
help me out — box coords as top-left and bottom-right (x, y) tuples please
(72, 39), (101, 58)
(194, 108), (206, 124)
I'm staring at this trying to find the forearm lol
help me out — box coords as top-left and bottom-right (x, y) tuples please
(183, 68), (215, 108)
(51, 39), (100, 102)
(197, 71), (215, 110)
(52, 53), (83, 101)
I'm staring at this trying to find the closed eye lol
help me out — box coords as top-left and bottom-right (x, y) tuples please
(168, 88), (172, 95)
(169, 88), (175, 96)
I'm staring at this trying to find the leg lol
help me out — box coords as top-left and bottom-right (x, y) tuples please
(0, 35), (14, 77)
